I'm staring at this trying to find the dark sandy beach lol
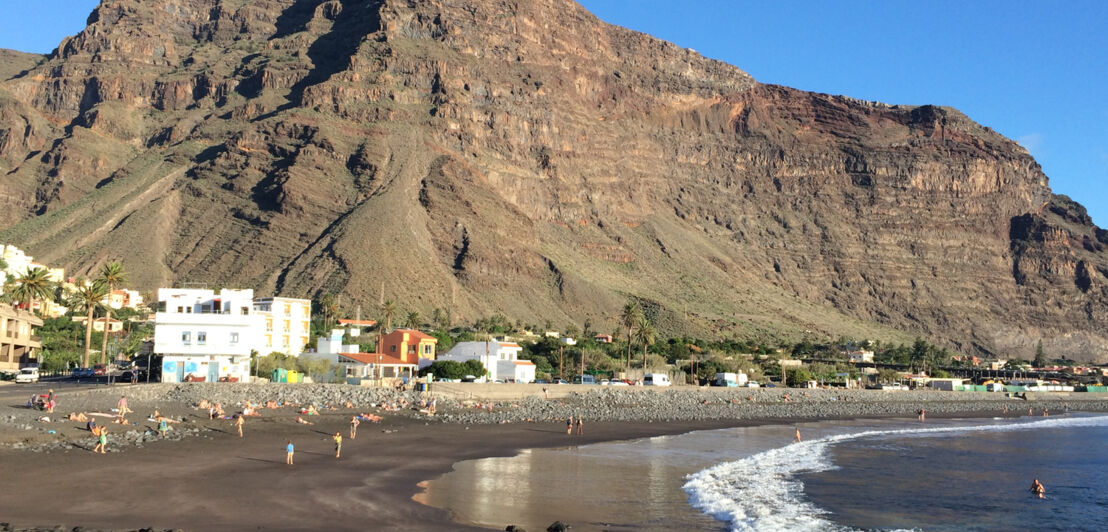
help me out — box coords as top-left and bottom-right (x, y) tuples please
(2, 382), (1104, 531)
(0, 407), (747, 531)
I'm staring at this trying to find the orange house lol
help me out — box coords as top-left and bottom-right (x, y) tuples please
(379, 329), (437, 363)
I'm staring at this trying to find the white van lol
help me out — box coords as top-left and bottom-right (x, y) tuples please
(15, 367), (40, 383)
(643, 373), (671, 386)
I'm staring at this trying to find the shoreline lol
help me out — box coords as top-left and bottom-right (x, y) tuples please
(0, 384), (1106, 530)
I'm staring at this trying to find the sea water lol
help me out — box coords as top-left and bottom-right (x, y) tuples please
(418, 414), (1108, 531)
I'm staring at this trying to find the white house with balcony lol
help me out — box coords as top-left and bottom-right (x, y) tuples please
(253, 297), (312, 356)
(438, 341), (536, 383)
(154, 288), (260, 383)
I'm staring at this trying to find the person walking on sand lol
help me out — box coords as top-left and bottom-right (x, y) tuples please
(117, 395), (131, 420)
(93, 427), (107, 454)
(567, 416), (574, 435)
(47, 389), (56, 413)
(235, 414), (245, 438)
(1030, 478), (1045, 499)
(575, 416), (583, 435)
(286, 441), (294, 465)
(918, 408), (926, 422)
(333, 432), (343, 458)
(794, 428), (802, 443)
(350, 416), (360, 439)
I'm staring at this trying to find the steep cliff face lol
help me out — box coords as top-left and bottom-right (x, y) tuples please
(0, 0), (1105, 360)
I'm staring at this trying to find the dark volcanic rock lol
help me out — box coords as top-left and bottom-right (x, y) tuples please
(0, 0), (1105, 360)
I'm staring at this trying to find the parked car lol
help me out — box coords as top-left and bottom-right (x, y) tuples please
(745, 381), (760, 388)
(120, 369), (147, 383)
(572, 375), (597, 385)
(881, 383), (908, 390)
(92, 365), (108, 376)
(533, 379), (550, 384)
(643, 373), (672, 386)
(552, 378), (569, 384)
(72, 367), (93, 378)
(15, 367), (40, 383)
(608, 379), (630, 386)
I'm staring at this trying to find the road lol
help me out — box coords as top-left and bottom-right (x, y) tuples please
(0, 375), (142, 404)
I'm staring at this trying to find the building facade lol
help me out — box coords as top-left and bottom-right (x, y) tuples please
(0, 305), (43, 372)
(154, 288), (259, 383)
(253, 297), (312, 356)
(439, 341), (536, 383)
(380, 329), (438, 365)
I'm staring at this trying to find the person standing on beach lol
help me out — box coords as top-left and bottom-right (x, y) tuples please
(235, 414), (245, 438)
(93, 427), (107, 454)
(46, 389), (56, 413)
(157, 416), (169, 437)
(350, 416), (360, 439)
(286, 441), (294, 465)
(918, 408), (926, 422)
(117, 395), (130, 420)
(566, 416), (573, 435)
(794, 428), (802, 443)
(333, 432), (343, 458)
(575, 416), (583, 435)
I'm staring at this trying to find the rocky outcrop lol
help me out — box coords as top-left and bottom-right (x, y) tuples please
(0, 0), (1105, 360)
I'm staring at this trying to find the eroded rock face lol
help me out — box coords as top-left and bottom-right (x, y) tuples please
(0, 0), (1105, 360)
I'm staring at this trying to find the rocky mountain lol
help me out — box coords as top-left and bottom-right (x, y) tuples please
(0, 0), (1106, 360)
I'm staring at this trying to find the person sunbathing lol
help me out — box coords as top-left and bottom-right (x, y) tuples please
(69, 412), (89, 422)
(295, 416), (314, 425)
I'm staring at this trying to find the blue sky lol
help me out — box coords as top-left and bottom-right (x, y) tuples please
(2, 1), (1105, 226)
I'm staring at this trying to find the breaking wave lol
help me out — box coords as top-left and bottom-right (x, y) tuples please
(682, 415), (1108, 531)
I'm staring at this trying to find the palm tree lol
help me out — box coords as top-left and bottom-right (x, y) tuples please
(405, 310), (421, 329)
(98, 262), (127, 365)
(70, 280), (108, 368)
(380, 300), (396, 332)
(620, 301), (642, 372)
(10, 267), (55, 313)
(431, 308), (447, 329)
(635, 316), (657, 372)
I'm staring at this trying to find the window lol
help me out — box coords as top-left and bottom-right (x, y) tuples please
(284, 304), (291, 316)
(197, 332), (206, 345)
(283, 320), (291, 331)
(390, 345), (396, 353)
(181, 332), (191, 345)
(282, 335), (289, 347)
(265, 319), (273, 332)
(301, 321), (310, 331)
(423, 344), (433, 355)
(241, 306), (249, 315)
(176, 306), (183, 313)
(265, 335), (272, 347)
(230, 332), (239, 344)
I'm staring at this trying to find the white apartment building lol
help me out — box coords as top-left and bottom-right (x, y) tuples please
(438, 341), (536, 383)
(253, 297), (312, 356)
(154, 288), (260, 383)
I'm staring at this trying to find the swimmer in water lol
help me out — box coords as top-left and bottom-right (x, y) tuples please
(1030, 478), (1045, 499)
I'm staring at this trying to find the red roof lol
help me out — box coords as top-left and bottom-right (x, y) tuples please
(338, 353), (416, 366)
(338, 319), (377, 327)
(499, 342), (521, 348)
(514, 360), (535, 365)
(388, 328), (437, 343)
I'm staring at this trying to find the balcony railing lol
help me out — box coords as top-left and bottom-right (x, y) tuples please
(29, 335), (41, 343)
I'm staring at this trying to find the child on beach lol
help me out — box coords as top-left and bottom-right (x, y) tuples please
(566, 416), (573, 435)
(350, 416), (359, 439)
(93, 427), (107, 454)
(235, 414), (245, 437)
(333, 432), (342, 458)
(157, 416), (169, 437)
(794, 428), (802, 443)
(286, 441), (294, 465)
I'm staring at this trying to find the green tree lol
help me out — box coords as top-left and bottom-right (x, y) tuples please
(421, 360), (466, 380)
(9, 267), (55, 312)
(462, 359), (486, 378)
(1033, 339), (1046, 367)
(70, 279), (109, 368)
(380, 300), (397, 332)
(405, 310), (422, 329)
(98, 262), (127, 365)
(620, 301), (642, 371)
(635, 315), (656, 371)
(431, 308), (449, 329)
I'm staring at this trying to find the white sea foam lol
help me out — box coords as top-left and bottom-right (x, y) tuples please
(682, 415), (1108, 532)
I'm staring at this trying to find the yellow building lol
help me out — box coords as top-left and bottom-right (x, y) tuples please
(0, 305), (43, 372)
(380, 328), (438, 363)
(253, 297), (312, 355)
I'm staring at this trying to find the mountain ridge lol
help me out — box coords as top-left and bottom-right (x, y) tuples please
(0, 0), (1105, 361)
